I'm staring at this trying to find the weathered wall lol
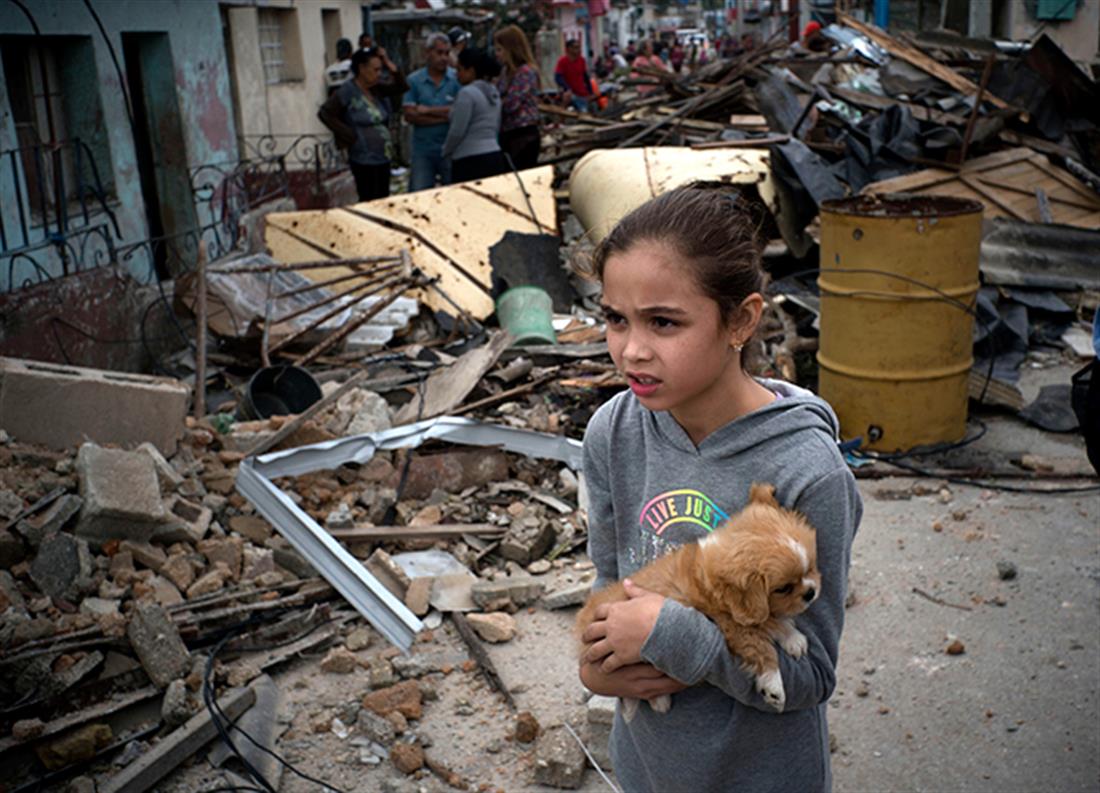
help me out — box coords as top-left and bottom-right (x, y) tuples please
(0, 0), (237, 291)
(1002, 0), (1099, 64)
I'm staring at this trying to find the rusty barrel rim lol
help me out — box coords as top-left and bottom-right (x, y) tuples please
(821, 193), (984, 219)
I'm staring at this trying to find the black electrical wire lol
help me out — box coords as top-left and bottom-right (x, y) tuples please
(202, 611), (350, 793)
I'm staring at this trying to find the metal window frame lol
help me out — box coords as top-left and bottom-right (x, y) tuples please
(236, 416), (584, 653)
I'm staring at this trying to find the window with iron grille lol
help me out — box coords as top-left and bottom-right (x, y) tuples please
(257, 7), (304, 84)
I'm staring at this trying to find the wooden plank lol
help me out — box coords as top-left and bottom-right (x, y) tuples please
(101, 686), (256, 793)
(0, 686), (159, 757)
(330, 523), (506, 542)
(691, 135), (791, 149)
(838, 13), (1010, 110)
(974, 176), (1099, 211)
(959, 174), (1028, 219)
(1028, 156), (1100, 203)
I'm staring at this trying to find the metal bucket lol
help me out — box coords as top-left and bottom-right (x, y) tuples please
(238, 365), (322, 420)
(817, 195), (983, 452)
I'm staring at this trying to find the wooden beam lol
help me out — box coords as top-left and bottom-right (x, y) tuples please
(101, 686), (256, 793)
(838, 13), (1011, 110)
(958, 174), (1029, 220)
(331, 523), (506, 542)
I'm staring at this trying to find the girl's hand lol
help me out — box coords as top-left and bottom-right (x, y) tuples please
(578, 659), (687, 700)
(580, 579), (665, 673)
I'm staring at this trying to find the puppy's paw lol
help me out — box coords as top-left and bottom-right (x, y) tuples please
(648, 694), (671, 714)
(780, 628), (808, 658)
(621, 697), (639, 722)
(756, 669), (785, 711)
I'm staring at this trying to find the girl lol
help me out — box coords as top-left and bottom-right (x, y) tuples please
(442, 48), (507, 184)
(577, 187), (862, 793)
(493, 24), (542, 171)
(318, 47), (407, 201)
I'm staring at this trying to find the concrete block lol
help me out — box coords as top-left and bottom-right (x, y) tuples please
(153, 496), (212, 544)
(0, 357), (189, 455)
(14, 494), (83, 549)
(126, 601), (191, 688)
(75, 444), (167, 543)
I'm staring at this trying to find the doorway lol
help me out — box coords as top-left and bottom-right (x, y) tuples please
(121, 32), (196, 279)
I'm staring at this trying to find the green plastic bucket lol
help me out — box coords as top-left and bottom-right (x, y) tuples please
(495, 286), (557, 345)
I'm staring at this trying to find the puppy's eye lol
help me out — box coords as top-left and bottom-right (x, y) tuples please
(773, 584), (794, 595)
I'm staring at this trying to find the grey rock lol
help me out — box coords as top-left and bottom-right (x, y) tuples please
(533, 724), (586, 789)
(356, 707), (396, 745)
(0, 528), (25, 569)
(127, 602), (191, 688)
(541, 580), (594, 610)
(161, 679), (192, 728)
(29, 532), (95, 601)
(153, 495), (212, 544)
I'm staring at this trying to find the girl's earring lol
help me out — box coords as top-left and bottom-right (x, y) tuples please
(733, 341), (743, 352)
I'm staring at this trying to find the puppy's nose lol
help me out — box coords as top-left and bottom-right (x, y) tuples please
(803, 587), (816, 602)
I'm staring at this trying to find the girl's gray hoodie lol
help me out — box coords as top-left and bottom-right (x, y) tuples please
(583, 379), (863, 793)
(441, 79), (501, 161)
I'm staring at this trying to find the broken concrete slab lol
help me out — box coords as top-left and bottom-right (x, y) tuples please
(13, 494), (82, 549)
(136, 442), (184, 491)
(0, 357), (189, 455)
(364, 548), (411, 601)
(126, 601), (191, 688)
(471, 576), (545, 610)
(75, 444), (167, 544)
(118, 540), (167, 572)
(541, 579), (594, 610)
(153, 496), (212, 545)
(499, 521), (556, 566)
(29, 532), (94, 601)
(533, 724), (586, 789)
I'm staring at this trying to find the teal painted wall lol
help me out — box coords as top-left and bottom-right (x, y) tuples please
(0, 0), (238, 291)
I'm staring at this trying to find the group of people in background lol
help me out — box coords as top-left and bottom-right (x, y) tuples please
(319, 25), (542, 202)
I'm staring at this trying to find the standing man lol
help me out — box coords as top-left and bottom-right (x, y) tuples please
(555, 39), (592, 112)
(403, 32), (459, 191)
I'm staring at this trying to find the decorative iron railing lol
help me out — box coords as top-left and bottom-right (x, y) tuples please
(1, 134), (344, 292)
(0, 137), (120, 258)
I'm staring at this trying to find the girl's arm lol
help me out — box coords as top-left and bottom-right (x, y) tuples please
(440, 89), (473, 160)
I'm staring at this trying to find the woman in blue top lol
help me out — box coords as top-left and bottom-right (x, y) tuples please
(319, 47), (408, 201)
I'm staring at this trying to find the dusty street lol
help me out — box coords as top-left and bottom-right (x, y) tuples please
(153, 365), (1099, 793)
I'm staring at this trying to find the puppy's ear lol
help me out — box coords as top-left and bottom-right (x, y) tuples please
(748, 483), (779, 508)
(729, 571), (770, 626)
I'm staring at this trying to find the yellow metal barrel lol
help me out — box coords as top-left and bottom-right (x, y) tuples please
(817, 195), (984, 452)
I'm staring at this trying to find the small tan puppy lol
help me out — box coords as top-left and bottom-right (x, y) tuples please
(577, 483), (820, 717)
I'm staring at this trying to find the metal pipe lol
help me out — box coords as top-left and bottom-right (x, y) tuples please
(267, 272), (408, 355)
(207, 254), (400, 275)
(270, 266), (401, 326)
